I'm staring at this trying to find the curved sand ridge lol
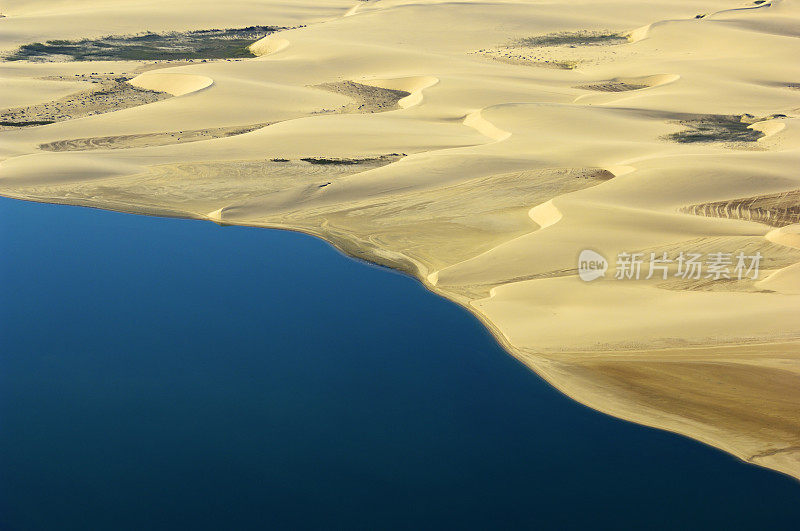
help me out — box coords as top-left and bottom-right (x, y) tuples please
(576, 73), (680, 92)
(528, 199), (563, 229)
(463, 108), (511, 142)
(757, 224), (800, 293)
(363, 76), (439, 109)
(129, 72), (214, 96)
(751, 118), (787, 138)
(2, 0), (800, 482)
(766, 224), (800, 250)
(573, 73), (680, 103)
(343, 3), (362, 17)
(626, 22), (659, 43)
(249, 36), (291, 57)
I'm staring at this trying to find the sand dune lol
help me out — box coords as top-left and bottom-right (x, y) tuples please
(38, 122), (271, 152)
(364, 76), (439, 109)
(684, 188), (800, 227)
(312, 80), (411, 113)
(1, 0), (800, 481)
(249, 36), (291, 57)
(129, 72), (214, 96)
(1, 73), (170, 129)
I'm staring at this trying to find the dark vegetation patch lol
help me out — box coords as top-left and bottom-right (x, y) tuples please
(0, 120), (55, 127)
(512, 31), (627, 47)
(268, 154), (405, 165)
(6, 26), (283, 61)
(665, 114), (768, 143)
(300, 154), (404, 165)
(312, 81), (411, 114)
(1, 75), (169, 128)
(575, 81), (648, 92)
(578, 169), (615, 180)
(270, 153), (406, 166)
(301, 158), (365, 165)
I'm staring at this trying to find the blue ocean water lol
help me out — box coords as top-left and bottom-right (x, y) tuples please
(0, 197), (798, 530)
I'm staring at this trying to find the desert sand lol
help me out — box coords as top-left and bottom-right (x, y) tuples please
(1, 0), (799, 480)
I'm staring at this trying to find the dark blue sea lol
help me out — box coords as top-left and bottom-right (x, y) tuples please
(1, 197), (798, 530)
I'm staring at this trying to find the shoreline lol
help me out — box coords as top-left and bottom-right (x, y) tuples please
(4, 191), (798, 483)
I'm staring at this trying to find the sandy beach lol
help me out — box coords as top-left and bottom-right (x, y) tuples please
(1, 0), (799, 481)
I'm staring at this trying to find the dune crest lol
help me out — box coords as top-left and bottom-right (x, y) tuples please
(363, 76), (439, 108)
(249, 36), (290, 57)
(130, 72), (214, 96)
(528, 200), (562, 229)
(463, 109), (511, 142)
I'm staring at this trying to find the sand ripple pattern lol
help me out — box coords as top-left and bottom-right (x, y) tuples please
(39, 123), (271, 152)
(683, 189), (800, 228)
